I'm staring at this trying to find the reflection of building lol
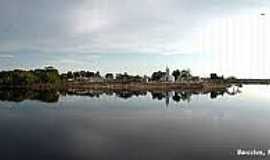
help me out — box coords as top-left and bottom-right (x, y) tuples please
(161, 66), (174, 82)
(165, 92), (170, 106)
(172, 91), (192, 103)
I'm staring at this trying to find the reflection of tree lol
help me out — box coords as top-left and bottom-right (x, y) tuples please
(105, 91), (114, 96)
(151, 92), (171, 106)
(0, 87), (241, 104)
(226, 86), (241, 96)
(115, 91), (133, 99)
(210, 87), (241, 99)
(150, 88), (241, 105)
(210, 90), (225, 99)
(151, 92), (166, 100)
(114, 90), (147, 99)
(172, 92), (192, 103)
(67, 91), (101, 98)
(172, 93), (181, 102)
(65, 88), (241, 104)
(0, 89), (59, 103)
(66, 89), (148, 100)
(33, 91), (59, 103)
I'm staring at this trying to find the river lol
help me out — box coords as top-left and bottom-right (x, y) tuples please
(0, 85), (270, 160)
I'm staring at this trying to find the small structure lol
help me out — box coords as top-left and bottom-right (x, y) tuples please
(160, 66), (174, 82)
(143, 75), (150, 82)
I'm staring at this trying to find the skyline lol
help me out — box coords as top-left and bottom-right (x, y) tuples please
(1, 0), (270, 78)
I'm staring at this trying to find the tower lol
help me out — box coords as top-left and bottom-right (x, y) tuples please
(165, 66), (170, 81)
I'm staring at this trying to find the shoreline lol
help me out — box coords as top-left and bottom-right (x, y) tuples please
(1, 79), (269, 92)
(0, 81), (230, 92)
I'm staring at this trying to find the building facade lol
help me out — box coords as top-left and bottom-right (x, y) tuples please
(161, 66), (174, 82)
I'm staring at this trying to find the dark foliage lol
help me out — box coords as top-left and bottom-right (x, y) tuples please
(0, 66), (61, 86)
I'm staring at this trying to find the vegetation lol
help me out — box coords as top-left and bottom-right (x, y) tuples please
(0, 89), (59, 103)
(0, 66), (238, 90)
(115, 72), (143, 82)
(0, 66), (61, 86)
(105, 73), (114, 80)
(172, 69), (180, 80)
(151, 71), (165, 81)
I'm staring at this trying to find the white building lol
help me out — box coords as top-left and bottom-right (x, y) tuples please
(161, 66), (174, 82)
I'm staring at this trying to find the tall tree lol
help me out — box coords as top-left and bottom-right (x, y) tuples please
(172, 69), (180, 80)
(67, 71), (73, 79)
(151, 71), (163, 81)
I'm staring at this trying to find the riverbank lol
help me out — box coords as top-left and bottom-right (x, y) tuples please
(229, 79), (270, 85)
(65, 81), (229, 91)
(0, 81), (229, 92)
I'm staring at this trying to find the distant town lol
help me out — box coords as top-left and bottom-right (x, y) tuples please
(62, 66), (227, 83)
(0, 66), (269, 91)
(0, 66), (227, 84)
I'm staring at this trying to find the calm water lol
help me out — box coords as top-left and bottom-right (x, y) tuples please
(1, 85), (270, 160)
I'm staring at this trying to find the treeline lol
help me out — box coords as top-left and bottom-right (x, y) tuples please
(0, 66), (233, 87)
(151, 69), (192, 81)
(0, 66), (61, 86)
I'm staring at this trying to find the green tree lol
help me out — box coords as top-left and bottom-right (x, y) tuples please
(172, 69), (180, 80)
(67, 71), (73, 79)
(151, 71), (163, 81)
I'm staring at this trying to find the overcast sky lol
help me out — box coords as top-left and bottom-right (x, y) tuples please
(0, 0), (270, 78)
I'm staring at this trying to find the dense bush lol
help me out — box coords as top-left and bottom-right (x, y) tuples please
(0, 66), (61, 85)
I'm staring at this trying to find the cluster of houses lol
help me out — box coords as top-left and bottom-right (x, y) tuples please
(61, 67), (224, 83)
(62, 71), (149, 83)
(64, 71), (104, 82)
(150, 67), (202, 83)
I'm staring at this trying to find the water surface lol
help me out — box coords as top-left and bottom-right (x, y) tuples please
(0, 85), (270, 160)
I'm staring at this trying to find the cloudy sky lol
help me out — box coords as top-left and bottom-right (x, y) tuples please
(0, 0), (270, 78)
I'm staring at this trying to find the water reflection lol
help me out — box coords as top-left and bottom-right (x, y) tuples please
(0, 86), (241, 104)
(0, 85), (269, 160)
(0, 89), (60, 103)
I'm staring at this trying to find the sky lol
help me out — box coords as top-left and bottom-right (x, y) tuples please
(0, 0), (270, 78)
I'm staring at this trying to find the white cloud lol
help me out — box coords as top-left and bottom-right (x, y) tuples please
(1, 0), (270, 77)
(196, 14), (270, 78)
(0, 54), (14, 58)
(1, 0), (268, 55)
